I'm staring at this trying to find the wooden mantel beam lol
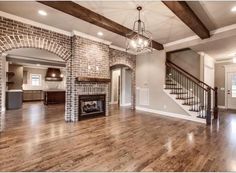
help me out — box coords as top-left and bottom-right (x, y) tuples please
(38, 1), (164, 50)
(162, 1), (210, 39)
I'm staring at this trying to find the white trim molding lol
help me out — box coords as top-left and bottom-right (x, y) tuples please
(164, 23), (236, 51)
(136, 106), (205, 124)
(0, 10), (71, 36)
(218, 105), (226, 109)
(120, 103), (131, 107)
(72, 30), (112, 45)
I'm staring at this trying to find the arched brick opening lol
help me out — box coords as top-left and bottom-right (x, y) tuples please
(0, 35), (71, 60)
(109, 62), (136, 110)
(0, 35), (72, 131)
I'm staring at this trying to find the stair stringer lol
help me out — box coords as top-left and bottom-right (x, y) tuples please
(163, 88), (205, 124)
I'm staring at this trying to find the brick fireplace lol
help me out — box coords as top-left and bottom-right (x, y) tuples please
(0, 14), (136, 129)
(76, 77), (110, 120)
(79, 94), (106, 120)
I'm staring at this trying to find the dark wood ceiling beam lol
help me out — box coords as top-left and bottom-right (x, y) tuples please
(162, 1), (210, 39)
(38, 1), (164, 50)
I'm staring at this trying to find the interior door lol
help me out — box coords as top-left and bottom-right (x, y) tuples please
(227, 72), (236, 109)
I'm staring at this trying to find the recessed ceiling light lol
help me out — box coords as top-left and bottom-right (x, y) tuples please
(38, 10), (47, 16)
(97, 31), (103, 36)
(231, 6), (236, 12)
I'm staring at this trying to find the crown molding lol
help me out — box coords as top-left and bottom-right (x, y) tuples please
(72, 30), (112, 45)
(0, 11), (71, 36)
(164, 23), (236, 49)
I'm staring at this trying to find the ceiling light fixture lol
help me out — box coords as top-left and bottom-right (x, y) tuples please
(231, 6), (236, 12)
(38, 10), (47, 16)
(97, 31), (103, 36)
(126, 6), (152, 53)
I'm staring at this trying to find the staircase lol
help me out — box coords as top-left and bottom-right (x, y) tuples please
(164, 60), (218, 125)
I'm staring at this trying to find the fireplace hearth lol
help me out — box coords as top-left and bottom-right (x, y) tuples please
(79, 94), (106, 120)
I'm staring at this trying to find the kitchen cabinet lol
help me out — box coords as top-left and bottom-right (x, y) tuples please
(23, 90), (43, 101)
(44, 90), (65, 105)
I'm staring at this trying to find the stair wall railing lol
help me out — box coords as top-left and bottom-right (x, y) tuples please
(166, 60), (218, 125)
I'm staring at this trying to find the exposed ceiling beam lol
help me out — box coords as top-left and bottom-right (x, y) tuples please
(38, 1), (164, 50)
(162, 1), (210, 39)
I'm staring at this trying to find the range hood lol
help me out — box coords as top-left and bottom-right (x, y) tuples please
(45, 68), (63, 81)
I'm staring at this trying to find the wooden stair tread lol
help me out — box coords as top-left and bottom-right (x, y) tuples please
(176, 97), (194, 100)
(183, 102), (200, 106)
(189, 109), (200, 112)
(165, 83), (176, 85)
(170, 92), (188, 95)
(165, 88), (182, 90)
(196, 115), (206, 119)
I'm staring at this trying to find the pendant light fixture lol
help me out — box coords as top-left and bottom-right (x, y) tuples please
(126, 6), (152, 53)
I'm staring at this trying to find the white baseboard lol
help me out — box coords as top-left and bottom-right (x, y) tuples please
(218, 105), (226, 109)
(109, 102), (118, 105)
(135, 106), (205, 124)
(120, 103), (131, 107)
(1, 107), (6, 113)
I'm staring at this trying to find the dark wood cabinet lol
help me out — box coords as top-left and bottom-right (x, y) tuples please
(44, 91), (65, 105)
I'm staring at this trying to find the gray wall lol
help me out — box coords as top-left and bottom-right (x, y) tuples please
(168, 49), (201, 79)
(136, 50), (187, 115)
(124, 69), (131, 104)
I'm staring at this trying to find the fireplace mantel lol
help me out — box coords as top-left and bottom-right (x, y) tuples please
(76, 77), (111, 83)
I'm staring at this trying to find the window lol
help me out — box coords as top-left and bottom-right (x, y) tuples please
(31, 74), (41, 86)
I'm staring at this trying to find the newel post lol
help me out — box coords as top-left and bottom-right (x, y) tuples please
(206, 87), (211, 125)
(214, 87), (218, 119)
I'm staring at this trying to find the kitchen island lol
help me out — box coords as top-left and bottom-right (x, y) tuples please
(43, 90), (65, 105)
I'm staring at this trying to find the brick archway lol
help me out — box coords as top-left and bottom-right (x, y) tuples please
(0, 35), (73, 131)
(0, 35), (71, 61)
(109, 57), (136, 110)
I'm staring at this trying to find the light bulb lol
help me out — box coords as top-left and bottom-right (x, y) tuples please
(131, 40), (136, 48)
(138, 38), (143, 44)
(60, 74), (63, 78)
(144, 40), (148, 47)
(52, 73), (56, 77)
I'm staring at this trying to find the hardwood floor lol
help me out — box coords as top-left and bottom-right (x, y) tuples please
(0, 102), (236, 171)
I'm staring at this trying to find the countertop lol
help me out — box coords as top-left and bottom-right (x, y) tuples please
(6, 90), (23, 92)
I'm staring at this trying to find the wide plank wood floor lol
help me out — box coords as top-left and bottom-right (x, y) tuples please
(0, 102), (236, 171)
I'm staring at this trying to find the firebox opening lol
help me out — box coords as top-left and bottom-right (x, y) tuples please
(79, 94), (106, 120)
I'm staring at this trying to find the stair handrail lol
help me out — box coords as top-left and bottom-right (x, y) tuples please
(166, 59), (218, 121)
(166, 62), (207, 91)
(166, 60), (215, 91)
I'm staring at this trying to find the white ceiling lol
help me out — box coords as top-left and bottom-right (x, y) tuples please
(191, 35), (236, 60)
(76, 1), (195, 43)
(198, 1), (236, 29)
(0, 1), (236, 57)
(0, 1), (195, 47)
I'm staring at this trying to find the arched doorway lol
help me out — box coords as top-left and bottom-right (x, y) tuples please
(110, 64), (133, 109)
(109, 63), (135, 110)
(0, 35), (71, 131)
